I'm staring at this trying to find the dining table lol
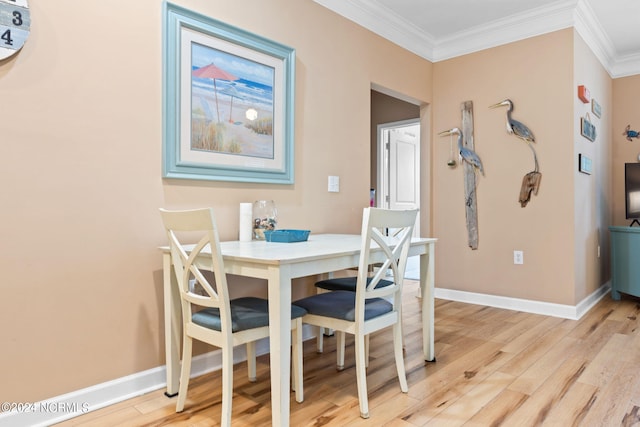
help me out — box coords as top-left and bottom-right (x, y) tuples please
(161, 233), (436, 427)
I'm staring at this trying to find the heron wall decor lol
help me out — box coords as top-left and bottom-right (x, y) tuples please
(438, 127), (484, 176)
(439, 101), (482, 249)
(489, 99), (541, 207)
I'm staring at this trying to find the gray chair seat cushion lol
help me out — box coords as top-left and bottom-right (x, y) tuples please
(294, 291), (392, 321)
(315, 276), (393, 292)
(192, 297), (307, 332)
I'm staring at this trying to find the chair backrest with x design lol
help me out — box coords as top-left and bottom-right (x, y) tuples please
(160, 208), (233, 335)
(353, 207), (418, 322)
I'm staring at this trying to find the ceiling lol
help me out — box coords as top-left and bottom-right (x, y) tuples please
(314, 0), (640, 78)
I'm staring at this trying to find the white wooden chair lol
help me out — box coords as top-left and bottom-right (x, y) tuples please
(313, 270), (393, 360)
(160, 208), (305, 426)
(294, 207), (417, 419)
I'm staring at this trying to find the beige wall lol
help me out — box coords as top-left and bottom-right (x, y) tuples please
(433, 30), (578, 305)
(432, 28), (613, 307)
(573, 31), (612, 303)
(612, 75), (640, 224)
(0, 0), (432, 402)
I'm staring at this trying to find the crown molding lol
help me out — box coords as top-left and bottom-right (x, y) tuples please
(433, 0), (577, 61)
(611, 53), (640, 78)
(313, 0), (435, 59)
(574, 0), (615, 76)
(314, 0), (640, 78)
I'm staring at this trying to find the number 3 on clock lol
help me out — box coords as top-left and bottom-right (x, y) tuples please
(0, 0), (31, 60)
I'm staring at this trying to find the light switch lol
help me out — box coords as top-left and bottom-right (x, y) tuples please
(328, 175), (340, 192)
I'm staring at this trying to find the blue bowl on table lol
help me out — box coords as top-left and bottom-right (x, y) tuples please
(263, 229), (311, 243)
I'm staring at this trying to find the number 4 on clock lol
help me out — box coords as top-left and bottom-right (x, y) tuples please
(1, 30), (13, 46)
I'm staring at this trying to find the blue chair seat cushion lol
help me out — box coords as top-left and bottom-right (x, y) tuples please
(192, 297), (307, 332)
(294, 291), (392, 321)
(314, 276), (393, 292)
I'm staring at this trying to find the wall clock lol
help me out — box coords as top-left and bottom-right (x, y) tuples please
(0, 0), (30, 60)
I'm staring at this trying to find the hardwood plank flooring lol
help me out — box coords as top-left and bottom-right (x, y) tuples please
(54, 281), (640, 426)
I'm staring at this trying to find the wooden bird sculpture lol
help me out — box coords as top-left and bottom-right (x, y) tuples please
(489, 99), (539, 172)
(489, 99), (541, 207)
(489, 99), (534, 142)
(438, 127), (484, 176)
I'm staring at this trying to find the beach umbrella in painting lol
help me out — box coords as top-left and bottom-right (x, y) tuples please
(220, 84), (246, 124)
(192, 63), (238, 122)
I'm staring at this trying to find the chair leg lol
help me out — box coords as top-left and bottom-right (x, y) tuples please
(292, 319), (304, 403)
(176, 335), (193, 412)
(393, 322), (408, 393)
(336, 331), (346, 371)
(337, 333), (368, 368)
(221, 346), (234, 427)
(246, 341), (257, 382)
(365, 334), (370, 368)
(315, 287), (334, 352)
(398, 303), (405, 352)
(316, 326), (324, 353)
(354, 333), (370, 419)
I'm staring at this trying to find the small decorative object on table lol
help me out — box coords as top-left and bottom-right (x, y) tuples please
(253, 200), (277, 240)
(264, 229), (310, 243)
(239, 203), (253, 242)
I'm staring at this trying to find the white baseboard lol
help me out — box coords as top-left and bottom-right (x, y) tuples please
(0, 283), (611, 427)
(434, 281), (611, 320)
(0, 325), (316, 427)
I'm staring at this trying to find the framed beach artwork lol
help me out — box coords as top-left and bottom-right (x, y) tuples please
(162, 2), (295, 184)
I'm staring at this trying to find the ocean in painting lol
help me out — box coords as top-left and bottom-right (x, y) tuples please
(192, 73), (274, 114)
(190, 43), (277, 160)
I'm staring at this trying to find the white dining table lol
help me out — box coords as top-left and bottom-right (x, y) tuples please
(161, 233), (436, 427)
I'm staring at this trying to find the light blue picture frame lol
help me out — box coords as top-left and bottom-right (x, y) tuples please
(162, 2), (295, 184)
(579, 153), (592, 175)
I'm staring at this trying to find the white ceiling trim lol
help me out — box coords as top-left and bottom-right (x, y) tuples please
(573, 0), (640, 78)
(432, 0), (577, 62)
(314, 0), (640, 78)
(573, 0), (615, 75)
(612, 53), (640, 79)
(313, 0), (436, 60)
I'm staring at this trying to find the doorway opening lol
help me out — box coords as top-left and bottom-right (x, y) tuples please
(370, 87), (426, 280)
(377, 119), (421, 237)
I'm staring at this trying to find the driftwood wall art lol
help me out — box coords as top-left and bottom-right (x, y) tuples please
(461, 101), (479, 249)
(439, 102), (483, 250)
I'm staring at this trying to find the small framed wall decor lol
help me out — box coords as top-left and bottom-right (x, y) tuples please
(581, 113), (596, 141)
(578, 85), (590, 103)
(591, 99), (602, 118)
(579, 154), (592, 175)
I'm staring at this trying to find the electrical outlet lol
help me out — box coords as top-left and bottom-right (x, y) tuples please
(328, 175), (340, 192)
(513, 250), (524, 265)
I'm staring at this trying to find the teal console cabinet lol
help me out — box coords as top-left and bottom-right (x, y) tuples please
(610, 226), (640, 300)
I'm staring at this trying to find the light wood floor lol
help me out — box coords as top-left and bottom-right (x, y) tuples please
(55, 281), (640, 426)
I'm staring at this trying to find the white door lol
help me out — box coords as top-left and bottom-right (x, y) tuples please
(378, 120), (420, 236)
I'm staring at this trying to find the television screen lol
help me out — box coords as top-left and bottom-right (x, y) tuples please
(625, 163), (640, 219)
